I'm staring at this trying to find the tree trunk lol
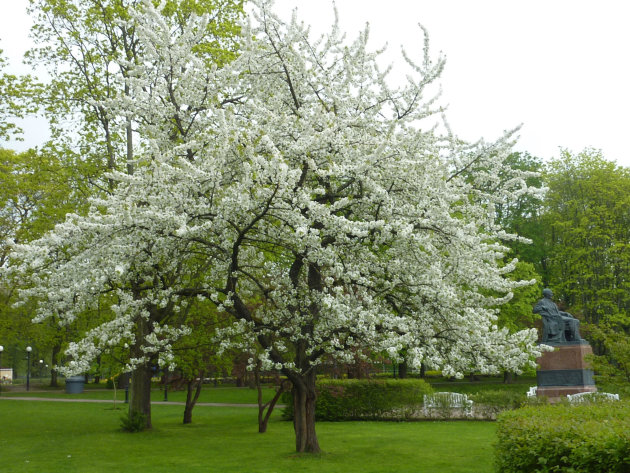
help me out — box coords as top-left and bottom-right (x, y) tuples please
(256, 362), (290, 433)
(183, 374), (203, 424)
(49, 343), (60, 388)
(94, 355), (101, 384)
(129, 363), (152, 429)
(292, 369), (320, 453)
(398, 361), (408, 379)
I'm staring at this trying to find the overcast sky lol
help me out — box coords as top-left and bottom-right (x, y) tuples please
(2, 0), (629, 167)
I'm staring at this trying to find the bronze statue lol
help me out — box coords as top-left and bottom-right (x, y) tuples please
(534, 288), (583, 343)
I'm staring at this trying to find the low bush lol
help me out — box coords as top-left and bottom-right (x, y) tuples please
(282, 378), (433, 421)
(468, 390), (544, 419)
(495, 401), (630, 472)
(120, 411), (147, 432)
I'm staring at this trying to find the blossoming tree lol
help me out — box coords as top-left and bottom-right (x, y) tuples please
(10, 0), (545, 451)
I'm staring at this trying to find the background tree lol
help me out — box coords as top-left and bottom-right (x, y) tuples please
(26, 0), (244, 184)
(0, 147), (84, 385)
(0, 48), (41, 143)
(494, 152), (547, 278)
(542, 149), (630, 326)
(587, 323), (630, 396)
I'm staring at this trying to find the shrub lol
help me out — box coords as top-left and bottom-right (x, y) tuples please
(282, 378), (433, 421)
(469, 390), (528, 419)
(120, 411), (147, 433)
(495, 402), (630, 472)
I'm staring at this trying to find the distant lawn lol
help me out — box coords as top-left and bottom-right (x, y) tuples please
(1, 385), (276, 404)
(0, 400), (496, 472)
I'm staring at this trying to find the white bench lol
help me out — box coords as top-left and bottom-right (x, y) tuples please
(526, 386), (537, 398)
(567, 392), (620, 404)
(423, 392), (473, 417)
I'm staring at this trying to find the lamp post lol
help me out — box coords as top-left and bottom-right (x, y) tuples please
(39, 360), (44, 378)
(26, 346), (32, 391)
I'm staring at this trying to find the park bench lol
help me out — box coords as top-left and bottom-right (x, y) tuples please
(526, 386), (537, 398)
(567, 391), (620, 404)
(423, 392), (473, 417)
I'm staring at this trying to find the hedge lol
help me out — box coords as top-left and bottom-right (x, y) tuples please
(468, 389), (545, 419)
(282, 378), (433, 421)
(495, 401), (630, 472)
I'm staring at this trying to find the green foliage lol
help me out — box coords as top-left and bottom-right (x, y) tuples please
(0, 48), (41, 141)
(587, 324), (630, 392)
(282, 378), (433, 421)
(543, 149), (630, 325)
(120, 410), (148, 432)
(468, 389), (545, 419)
(0, 147), (86, 373)
(26, 0), (246, 186)
(495, 152), (546, 268)
(495, 402), (630, 472)
(497, 261), (543, 333)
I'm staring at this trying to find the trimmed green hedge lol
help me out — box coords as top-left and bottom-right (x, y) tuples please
(282, 378), (433, 421)
(495, 402), (630, 472)
(469, 390), (545, 419)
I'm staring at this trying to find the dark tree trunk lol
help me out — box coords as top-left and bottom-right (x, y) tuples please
(398, 361), (408, 379)
(129, 363), (152, 429)
(49, 343), (61, 388)
(94, 355), (101, 384)
(420, 362), (426, 378)
(256, 363), (290, 433)
(183, 373), (203, 424)
(291, 369), (320, 453)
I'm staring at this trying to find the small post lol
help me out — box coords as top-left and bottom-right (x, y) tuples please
(125, 384), (129, 403)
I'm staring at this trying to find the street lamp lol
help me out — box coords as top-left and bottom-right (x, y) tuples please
(26, 346), (32, 391)
(39, 360), (44, 378)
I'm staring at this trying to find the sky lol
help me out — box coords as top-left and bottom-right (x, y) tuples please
(1, 0), (629, 167)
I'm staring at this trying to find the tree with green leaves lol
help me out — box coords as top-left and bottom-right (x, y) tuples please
(587, 322), (630, 396)
(0, 48), (41, 143)
(0, 147), (85, 385)
(542, 149), (630, 326)
(26, 0), (244, 184)
(494, 152), (546, 275)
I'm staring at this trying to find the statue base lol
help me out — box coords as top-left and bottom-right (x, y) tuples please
(536, 343), (597, 403)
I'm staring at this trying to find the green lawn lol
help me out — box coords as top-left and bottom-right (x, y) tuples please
(0, 399), (496, 472)
(1, 385), (276, 404)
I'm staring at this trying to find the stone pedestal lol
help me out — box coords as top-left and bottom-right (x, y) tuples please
(536, 342), (597, 402)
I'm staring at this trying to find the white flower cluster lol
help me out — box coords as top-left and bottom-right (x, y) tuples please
(8, 0), (543, 379)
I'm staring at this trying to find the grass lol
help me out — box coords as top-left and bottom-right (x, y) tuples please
(0, 399), (496, 472)
(1, 385), (276, 404)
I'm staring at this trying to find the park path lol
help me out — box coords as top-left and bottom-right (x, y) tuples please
(0, 397), (266, 408)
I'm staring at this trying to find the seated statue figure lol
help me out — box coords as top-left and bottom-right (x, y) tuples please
(533, 288), (583, 343)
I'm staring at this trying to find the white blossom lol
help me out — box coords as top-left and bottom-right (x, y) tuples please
(6, 0), (545, 380)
